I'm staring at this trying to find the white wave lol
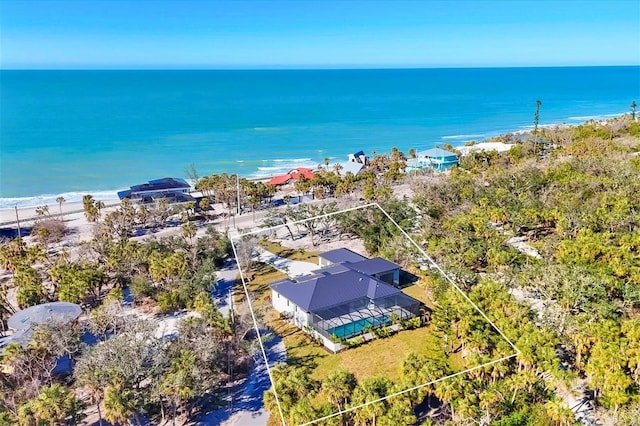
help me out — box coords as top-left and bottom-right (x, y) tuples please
(252, 127), (283, 132)
(0, 190), (122, 211)
(257, 166), (287, 172)
(568, 112), (626, 121)
(250, 158), (319, 179)
(272, 158), (313, 163)
(441, 134), (485, 140)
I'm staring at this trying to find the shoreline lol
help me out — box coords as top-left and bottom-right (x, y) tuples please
(0, 113), (629, 213)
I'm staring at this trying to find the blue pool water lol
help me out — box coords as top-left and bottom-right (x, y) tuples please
(328, 314), (390, 339)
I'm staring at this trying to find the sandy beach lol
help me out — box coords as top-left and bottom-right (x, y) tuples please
(0, 199), (120, 226)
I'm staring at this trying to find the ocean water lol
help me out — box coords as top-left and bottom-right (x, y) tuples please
(1, 67), (638, 209)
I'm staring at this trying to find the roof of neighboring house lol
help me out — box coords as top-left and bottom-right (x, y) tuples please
(118, 177), (191, 199)
(8, 302), (83, 331)
(417, 148), (458, 159)
(349, 257), (400, 275)
(3, 302), (83, 351)
(266, 167), (315, 186)
(266, 175), (292, 186)
(271, 270), (400, 312)
(341, 161), (365, 175)
(319, 248), (367, 264)
(350, 150), (366, 158)
(289, 167), (315, 177)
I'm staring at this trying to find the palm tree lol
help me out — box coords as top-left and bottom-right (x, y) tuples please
(434, 376), (463, 419)
(32, 383), (83, 425)
(56, 196), (65, 217)
(103, 384), (135, 425)
(631, 100), (637, 120)
(533, 99), (542, 155)
(351, 377), (392, 426)
(83, 195), (99, 222)
(96, 200), (106, 215)
(288, 398), (317, 425)
(544, 398), (576, 425)
(182, 222), (196, 243)
(161, 349), (197, 425)
(506, 369), (538, 404)
(322, 369), (357, 412)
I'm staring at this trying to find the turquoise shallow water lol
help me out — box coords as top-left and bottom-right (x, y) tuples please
(1, 67), (638, 208)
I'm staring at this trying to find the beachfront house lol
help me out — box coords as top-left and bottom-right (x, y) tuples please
(117, 177), (193, 202)
(340, 161), (366, 176)
(265, 167), (315, 187)
(333, 150), (368, 176)
(270, 250), (419, 352)
(348, 150), (368, 164)
(406, 147), (458, 172)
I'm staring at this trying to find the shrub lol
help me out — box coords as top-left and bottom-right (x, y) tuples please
(130, 274), (156, 300)
(104, 288), (123, 302)
(156, 290), (182, 314)
(401, 317), (423, 330)
(349, 336), (364, 347)
(373, 326), (393, 338)
(32, 218), (66, 245)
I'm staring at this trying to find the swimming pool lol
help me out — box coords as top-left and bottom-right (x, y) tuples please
(327, 315), (390, 339)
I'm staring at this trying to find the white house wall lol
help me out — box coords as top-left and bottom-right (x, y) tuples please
(318, 257), (332, 268)
(271, 289), (292, 314)
(271, 289), (310, 328)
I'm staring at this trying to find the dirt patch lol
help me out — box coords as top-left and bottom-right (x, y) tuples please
(273, 228), (366, 256)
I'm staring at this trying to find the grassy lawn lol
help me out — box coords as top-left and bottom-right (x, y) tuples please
(233, 262), (288, 310)
(258, 239), (319, 263)
(402, 283), (436, 309)
(270, 316), (464, 382)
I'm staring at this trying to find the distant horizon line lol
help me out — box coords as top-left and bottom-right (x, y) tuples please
(2, 64), (638, 71)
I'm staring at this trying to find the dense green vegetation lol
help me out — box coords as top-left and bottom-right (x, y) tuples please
(0, 201), (251, 425)
(408, 118), (640, 424)
(262, 117), (640, 425)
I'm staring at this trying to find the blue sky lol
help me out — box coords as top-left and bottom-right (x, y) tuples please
(1, 0), (639, 69)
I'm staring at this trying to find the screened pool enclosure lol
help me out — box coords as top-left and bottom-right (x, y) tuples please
(310, 293), (421, 340)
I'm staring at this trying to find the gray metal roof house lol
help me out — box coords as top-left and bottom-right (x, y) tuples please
(270, 250), (419, 352)
(318, 248), (400, 286)
(1, 302), (83, 351)
(319, 248), (367, 265)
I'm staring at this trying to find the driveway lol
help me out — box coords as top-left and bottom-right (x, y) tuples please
(195, 258), (287, 426)
(212, 258), (241, 318)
